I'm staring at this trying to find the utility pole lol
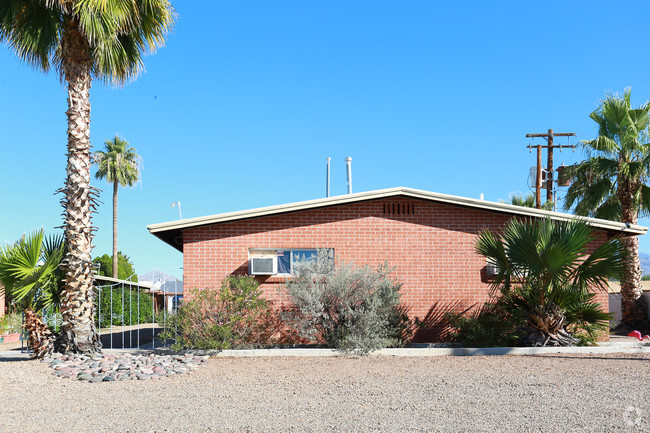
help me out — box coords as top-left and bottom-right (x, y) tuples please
(525, 129), (576, 209)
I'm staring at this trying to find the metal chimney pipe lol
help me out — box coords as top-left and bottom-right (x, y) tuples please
(345, 157), (352, 194)
(326, 157), (331, 197)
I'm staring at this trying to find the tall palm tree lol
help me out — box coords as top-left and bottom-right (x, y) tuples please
(563, 90), (650, 328)
(476, 218), (623, 346)
(94, 136), (141, 279)
(0, 1), (175, 353)
(0, 230), (65, 358)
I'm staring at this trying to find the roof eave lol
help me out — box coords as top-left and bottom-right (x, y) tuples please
(147, 187), (647, 251)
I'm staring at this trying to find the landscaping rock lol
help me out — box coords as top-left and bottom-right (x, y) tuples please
(44, 352), (208, 383)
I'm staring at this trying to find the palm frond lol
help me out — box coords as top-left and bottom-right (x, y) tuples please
(94, 135), (141, 187)
(0, 0), (176, 83)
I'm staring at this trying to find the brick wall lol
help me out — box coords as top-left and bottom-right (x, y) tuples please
(183, 197), (610, 341)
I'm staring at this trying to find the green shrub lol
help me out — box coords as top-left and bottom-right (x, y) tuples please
(158, 276), (279, 351)
(95, 285), (153, 328)
(447, 301), (523, 347)
(0, 312), (22, 334)
(285, 250), (414, 353)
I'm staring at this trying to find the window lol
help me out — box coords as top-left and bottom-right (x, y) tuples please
(249, 248), (330, 275)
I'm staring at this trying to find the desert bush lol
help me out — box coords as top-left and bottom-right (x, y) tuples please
(95, 285), (153, 328)
(0, 312), (22, 334)
(285, 250), (414, 353)
(159, 276), (279, 351)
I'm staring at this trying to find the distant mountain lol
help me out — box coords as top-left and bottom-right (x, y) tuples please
(640, 252), (650, 275)
(138, 271), (179, 283)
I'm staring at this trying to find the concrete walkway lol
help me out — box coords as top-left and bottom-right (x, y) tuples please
(2, 340), (649, 361)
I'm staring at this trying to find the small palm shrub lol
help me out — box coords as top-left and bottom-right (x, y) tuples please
(159, 276), (279, 351)
(475, 218), (621, 346)
(285, 250), (416, 353)
(0, 230), (64, 357)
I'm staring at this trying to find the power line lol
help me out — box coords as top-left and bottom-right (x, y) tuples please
(525, 129), (576, 209)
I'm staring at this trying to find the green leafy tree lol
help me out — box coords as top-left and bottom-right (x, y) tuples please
(94, 136), (141, 279)
(563, 90), (650, 327)
(0, 230), (65, 357)
(0, 1), (175, 354)
(93, 252), (138, 282)
(475, 218), (623, 346)
(95, 285), (152, 328)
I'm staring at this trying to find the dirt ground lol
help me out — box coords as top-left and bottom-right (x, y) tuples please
(0, 352), (649, 432)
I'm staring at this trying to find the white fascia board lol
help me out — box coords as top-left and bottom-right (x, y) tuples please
(146, 187), (647, 236)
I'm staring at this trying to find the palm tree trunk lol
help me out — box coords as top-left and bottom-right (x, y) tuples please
(619, 235), (649, 326)
(112, 181), (118, 279)
(24, 308), (54, 359)
(55, 18), (101, 354)
(618, 184), (649, 327)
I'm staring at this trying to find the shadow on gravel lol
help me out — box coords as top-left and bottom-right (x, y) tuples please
(100, 327), (162, 349)
(0, 350), (31, 363)
(531, 354), (650, 362)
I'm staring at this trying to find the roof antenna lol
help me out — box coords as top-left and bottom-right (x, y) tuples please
(345, 157), (352, 194)
(171, 201), (182, 220)
(326, 157), (331, 197)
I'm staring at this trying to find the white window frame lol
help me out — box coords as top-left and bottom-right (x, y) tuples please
(248, 248), (327, 276)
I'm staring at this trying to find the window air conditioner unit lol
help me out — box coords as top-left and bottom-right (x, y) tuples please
(486, 260), (499, 277)
(250, 257), (276, 275)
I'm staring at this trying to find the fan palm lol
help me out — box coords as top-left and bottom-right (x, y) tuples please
(562, 90), (650, 327)
(501, 193), (554, 210)
(0, 1), (175, 353)
(0, 230), (65, 358)
(94, 136), (141, 279)
(475, 218), (623, 346)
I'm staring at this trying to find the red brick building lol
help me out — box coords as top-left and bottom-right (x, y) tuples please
(148, 187), (646, 340)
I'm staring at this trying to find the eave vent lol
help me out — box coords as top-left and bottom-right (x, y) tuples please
(383, 203), (414, 215)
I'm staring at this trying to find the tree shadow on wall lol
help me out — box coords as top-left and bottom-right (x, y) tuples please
(414, 300), (468, 343)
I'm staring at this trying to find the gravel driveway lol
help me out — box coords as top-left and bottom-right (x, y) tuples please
(1, 352), (648, 432)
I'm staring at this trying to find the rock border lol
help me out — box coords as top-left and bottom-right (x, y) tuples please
(44, 352), (209, 382)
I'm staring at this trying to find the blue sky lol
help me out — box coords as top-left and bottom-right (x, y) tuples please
(2, 1), (650, 279)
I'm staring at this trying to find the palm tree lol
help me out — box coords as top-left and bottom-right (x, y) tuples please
(501, 193), (554, 210)
(476, 218), (623, 346)
(94, 136), (141, 279)
(563, 90), (650, 327)
(0, 230), (65, 358)
(0, 1), (175, 353)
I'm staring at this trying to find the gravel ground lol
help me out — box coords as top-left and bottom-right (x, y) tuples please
(1, 352), (649, 432)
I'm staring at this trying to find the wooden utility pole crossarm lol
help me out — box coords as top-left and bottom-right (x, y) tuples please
(525, 129), (576, 209)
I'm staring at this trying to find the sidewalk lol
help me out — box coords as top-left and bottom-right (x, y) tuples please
(2, 338), (649, 361)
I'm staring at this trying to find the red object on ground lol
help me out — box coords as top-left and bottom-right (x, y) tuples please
(627, 330), (650, 341)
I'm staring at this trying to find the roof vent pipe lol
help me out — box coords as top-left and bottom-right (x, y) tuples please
(326, 157), (331, 197)
(345, 157), (352, 194)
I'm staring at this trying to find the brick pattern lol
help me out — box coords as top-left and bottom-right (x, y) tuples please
(183, 197), (611, 340)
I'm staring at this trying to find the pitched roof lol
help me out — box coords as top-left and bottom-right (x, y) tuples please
(147, 187), (647, 252)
